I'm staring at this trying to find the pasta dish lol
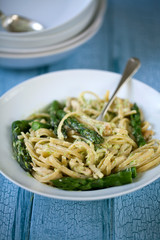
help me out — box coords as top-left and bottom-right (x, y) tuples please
(11, 90), (160, 190)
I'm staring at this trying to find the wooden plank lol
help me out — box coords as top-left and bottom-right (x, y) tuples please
(115, 178), (160, 240)
(0, 175), (34, 240)
(111, 0), (160, 239)
(0, 175), (19, 240)
(110, 0), (160, 91)
(29, 195), (115, 240)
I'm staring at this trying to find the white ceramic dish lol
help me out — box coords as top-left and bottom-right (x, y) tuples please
(0, 0), (106, 69)
(0, 0), (93, 37)
(0, 69), (160, 201)
(0, 0), (97, 49)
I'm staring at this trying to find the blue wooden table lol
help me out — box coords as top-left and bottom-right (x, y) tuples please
(0, 0), (160, 239)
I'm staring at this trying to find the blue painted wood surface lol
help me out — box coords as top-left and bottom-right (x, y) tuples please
(0, 0), (160, 239)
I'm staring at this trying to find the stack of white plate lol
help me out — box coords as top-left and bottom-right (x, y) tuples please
(0, 0), (106, 69)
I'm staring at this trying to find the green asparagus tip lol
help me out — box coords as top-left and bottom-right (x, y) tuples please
(31, 121), (51, 131)
(51, 168), (136, 191)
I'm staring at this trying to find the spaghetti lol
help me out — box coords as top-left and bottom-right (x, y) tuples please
(13, 90), (160, 187)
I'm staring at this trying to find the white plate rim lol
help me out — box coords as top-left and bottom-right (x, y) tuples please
(0, 69), (160, 201)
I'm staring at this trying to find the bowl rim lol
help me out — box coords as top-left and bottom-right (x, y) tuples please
(0, 0), (94, 37)
(0, 0), (98, 53)
(0, 0), (106, 59)
(0, 0), (97, 43)
(0, 69), (160, 201)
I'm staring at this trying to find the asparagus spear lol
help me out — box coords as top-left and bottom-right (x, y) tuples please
(57, 109), (104, 144)
(12, 120), (30, 140)
(49, 100), (103, 144)
(31, 121), (51, 131)
(123, 167), (137, 178)
(130, 104), (146, 147)
(12, 120), (32, 172)
(51, 168), (136, 191)
(49, 100), (63, 135)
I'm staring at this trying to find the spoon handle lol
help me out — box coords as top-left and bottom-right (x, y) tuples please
(97, 57), (141, 121)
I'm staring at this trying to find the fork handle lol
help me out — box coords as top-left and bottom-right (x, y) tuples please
(97, 57), (141, 121)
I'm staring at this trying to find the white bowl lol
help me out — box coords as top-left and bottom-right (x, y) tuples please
(0, 0), (93, 37)
(0, 0), (98, 49)
(0, 69), (160, 201)
(0, 0), (106, 69)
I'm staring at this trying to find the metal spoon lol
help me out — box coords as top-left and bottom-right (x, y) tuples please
(0, 10), (44, 32)
(97, 57), (141, 121)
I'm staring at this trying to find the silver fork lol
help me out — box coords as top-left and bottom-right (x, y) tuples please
(96, 57), (141, 121)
